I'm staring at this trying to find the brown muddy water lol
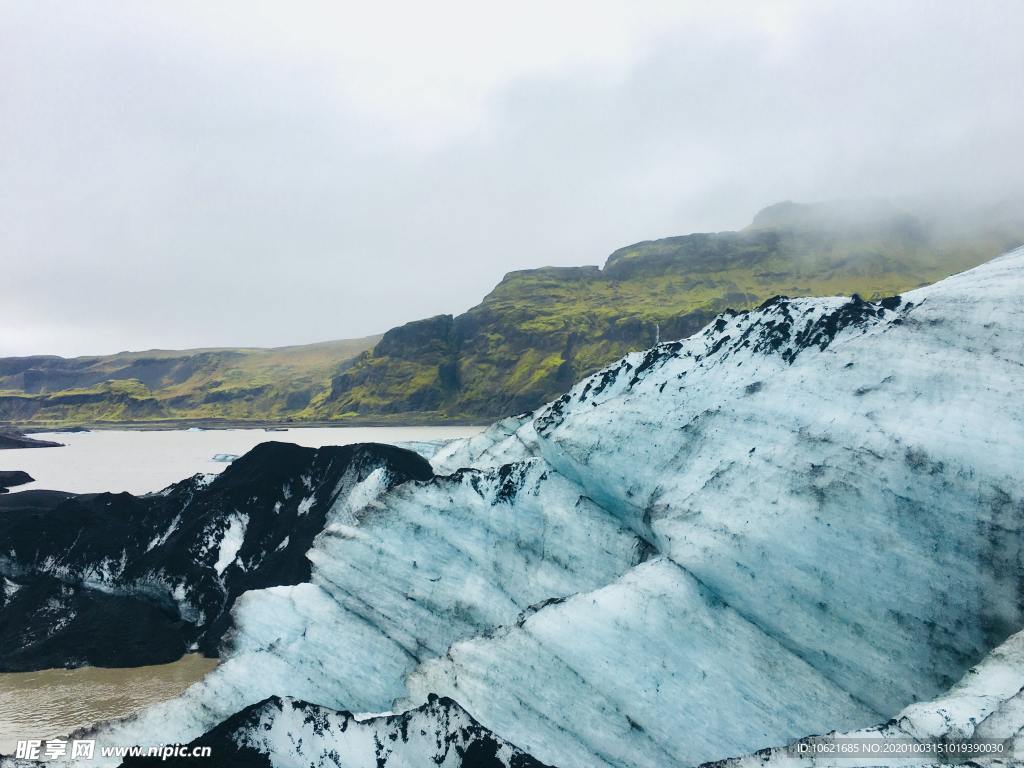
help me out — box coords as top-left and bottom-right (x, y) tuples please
(0, 654), (217, 754)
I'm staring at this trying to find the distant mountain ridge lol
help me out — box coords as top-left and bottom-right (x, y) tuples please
(0, 337), (379, 425)
(2, 198), (1021, 427)
(319, 198), (1023, 419)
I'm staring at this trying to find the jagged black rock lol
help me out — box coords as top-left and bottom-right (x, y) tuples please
(0, 441), (432, 671)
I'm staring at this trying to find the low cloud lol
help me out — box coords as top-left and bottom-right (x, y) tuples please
(2, 1), (1022, 356)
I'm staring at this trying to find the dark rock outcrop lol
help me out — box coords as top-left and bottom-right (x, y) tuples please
(0, 574), (191, 670)
(0, 429), (62, 449)
(120, 694), (553, 768)
(0, 441), (433, 670)
(0, 470), (33, 493)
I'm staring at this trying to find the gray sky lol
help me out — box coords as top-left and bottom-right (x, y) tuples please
(3, 1), (1023, 357)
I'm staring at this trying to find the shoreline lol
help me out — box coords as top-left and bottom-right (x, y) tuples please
(11, 416), (491, 433)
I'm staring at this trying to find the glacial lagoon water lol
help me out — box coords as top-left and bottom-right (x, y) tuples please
(0, 425), (482, 753)
(0, 655), (219, 754)
(2, 425), (483, 495)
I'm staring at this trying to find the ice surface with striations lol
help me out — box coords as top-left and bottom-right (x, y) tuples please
(28, 249), (1024, 768)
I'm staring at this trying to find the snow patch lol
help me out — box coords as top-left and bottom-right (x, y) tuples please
(213, 514), (248, 576)
(146, 514), (181, 552)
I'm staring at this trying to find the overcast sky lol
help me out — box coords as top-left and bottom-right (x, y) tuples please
(2, 1), (1022, 357)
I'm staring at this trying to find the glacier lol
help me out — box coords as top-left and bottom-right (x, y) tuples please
(7, 248), (1024, 767)
(85, 457), (649, 757)
(701, 624), (1024, 767)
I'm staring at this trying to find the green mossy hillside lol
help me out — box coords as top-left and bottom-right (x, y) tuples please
(4, 199), (1021, 427)
(0, 338), (379, 427)
(318, 200), (1024, 420)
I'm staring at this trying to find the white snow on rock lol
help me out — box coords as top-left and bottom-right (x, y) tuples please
(212, 513), (247, 576)
(74, 250), (1024, 768)
(2, 577), (20, 598)
(295, 495), (315, 516)
(145, 513), (181, 552)
(172, 694), (549, 767)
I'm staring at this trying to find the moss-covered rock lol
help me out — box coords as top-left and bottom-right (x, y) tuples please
(319, 201), (1023, 420)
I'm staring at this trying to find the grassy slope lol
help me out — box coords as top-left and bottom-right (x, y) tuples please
(0, 337), (379, 426)
(319, 201), (1024, 419)
(4, 200), (1021, 427)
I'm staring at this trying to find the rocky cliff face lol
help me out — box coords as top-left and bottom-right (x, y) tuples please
(6, 249), (1024, 768)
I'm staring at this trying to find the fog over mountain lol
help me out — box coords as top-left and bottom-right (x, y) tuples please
(2, 1), (1023, 357)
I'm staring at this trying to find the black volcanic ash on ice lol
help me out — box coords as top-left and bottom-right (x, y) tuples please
(0, 441), (432, 671)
